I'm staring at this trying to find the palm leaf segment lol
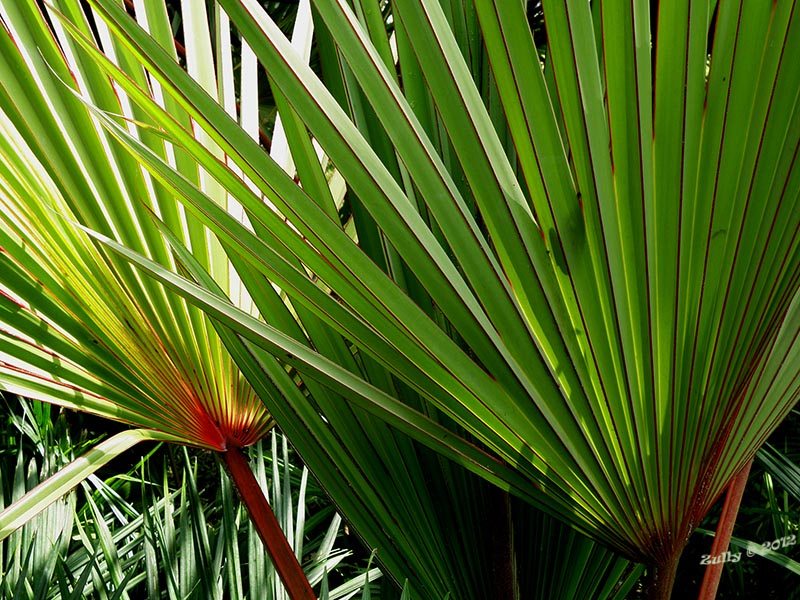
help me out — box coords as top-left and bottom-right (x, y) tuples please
(0, 0), (272, 451)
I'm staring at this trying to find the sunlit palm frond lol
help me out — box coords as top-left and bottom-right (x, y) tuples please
(2, 0), (799, 597)
(0, 0), (271, 451)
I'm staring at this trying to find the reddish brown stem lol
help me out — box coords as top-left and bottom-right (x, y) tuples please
(223, 446), (316, 600)
(697, 458), (754, 600)
(644, 550), (682, 600)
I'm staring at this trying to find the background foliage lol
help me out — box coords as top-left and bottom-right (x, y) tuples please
(0, 392), (380, 600)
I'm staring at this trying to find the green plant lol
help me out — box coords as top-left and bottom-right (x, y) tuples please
(0, 394), (379, 599)
(1, 395), (78, 599)
(0, 0), (323, 593)
(0, 0), (798, 598)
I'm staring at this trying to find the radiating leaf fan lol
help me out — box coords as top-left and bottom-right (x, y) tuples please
(1, 0), (798, 598)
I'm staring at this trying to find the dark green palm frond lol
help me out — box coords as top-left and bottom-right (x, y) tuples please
(1, 0), (798, 597)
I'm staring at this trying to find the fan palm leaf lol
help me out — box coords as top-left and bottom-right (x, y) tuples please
(0, 0), (271, 451)
(0, 1), (319, 596)
(0, 0), (646, 597)
(2, 0), (800, 598)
